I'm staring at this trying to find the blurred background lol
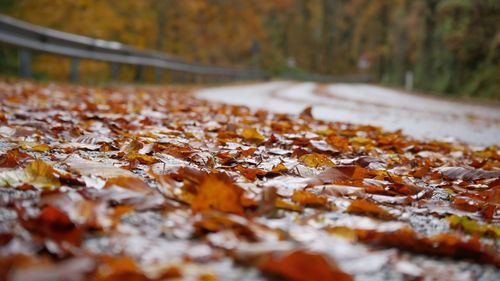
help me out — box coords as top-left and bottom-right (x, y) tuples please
(0, 0), (499, 99)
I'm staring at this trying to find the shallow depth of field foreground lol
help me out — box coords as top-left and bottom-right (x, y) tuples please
(0, 80), (498, 280)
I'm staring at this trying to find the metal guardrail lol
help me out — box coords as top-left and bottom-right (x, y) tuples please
(0, 14), (265, 82)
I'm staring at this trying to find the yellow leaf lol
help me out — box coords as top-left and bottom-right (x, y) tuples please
(241, 128), (265, 142)
(299, 153), (334, 168)
(349, 137), (373, 145)
(271, 163), (288, 174)
(23, 159), (61, 189)
(127, 152), (159, 165)
(275, 198), (303, 212)
(32, 143), (52, 152)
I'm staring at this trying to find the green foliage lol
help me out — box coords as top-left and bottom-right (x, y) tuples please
(0, 46), (18, 76)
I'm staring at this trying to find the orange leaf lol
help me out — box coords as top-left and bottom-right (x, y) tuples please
(235, 165), (266, 181)
(126, 152), (159, 165)
(31, 143), (52, 152)
(346, 199), (394, 220)
(20, 205), (83, 245)
(291, 190), (327, 207)
(0, 148), (30, 168)
(325, 135), (349, 151)
(271, 163), (288, 174)
(104, 176), (151, 193)
(191, 173), (245, 215)
(275, 198), (303, 212)
(260, 250), (352, 281)
(240, 147), (257, 157)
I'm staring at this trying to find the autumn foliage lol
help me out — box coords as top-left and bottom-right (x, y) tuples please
(0, 79), (499, 280)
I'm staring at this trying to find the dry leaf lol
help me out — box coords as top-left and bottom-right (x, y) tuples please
(191, 173), (245, 215)
(260, 250), (353, 281)
(241, 128), (265, 142)
(291, 190), (327, 207)
(346, 199), (394, 220)
(299, 153), (334, 168)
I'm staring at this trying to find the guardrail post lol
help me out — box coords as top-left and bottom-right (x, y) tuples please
(70, 57), (79, 82)
(134, 65), (143, 82)
(110, 63), (120, 81)
(19, 48), (32, 78)
(179, 72), (184, 84)
(171, 70), (176, 85)
(155, 67), (163, 83)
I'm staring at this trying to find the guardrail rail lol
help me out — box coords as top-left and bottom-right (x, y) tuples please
(0, 14), (265, 82)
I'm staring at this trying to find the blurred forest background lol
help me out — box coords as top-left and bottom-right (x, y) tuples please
(0, 0), (499, 99)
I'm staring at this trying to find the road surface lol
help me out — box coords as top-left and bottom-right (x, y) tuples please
(196, 81), (500, 146)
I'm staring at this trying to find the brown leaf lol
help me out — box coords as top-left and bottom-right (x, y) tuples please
(437, 167), (500, 181)
(299, 106), (313, 119)
(353, 228), (500, 267)
(20, 204), (83, 246)
(0, 148), (31, 168)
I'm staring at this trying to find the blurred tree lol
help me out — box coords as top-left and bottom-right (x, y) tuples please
(1, 0), (498, 98)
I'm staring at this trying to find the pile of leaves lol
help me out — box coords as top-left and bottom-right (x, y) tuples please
(0, 79), (498, 281)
